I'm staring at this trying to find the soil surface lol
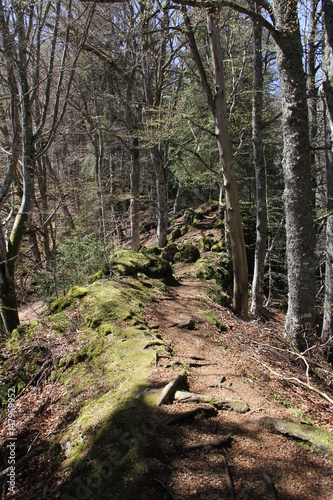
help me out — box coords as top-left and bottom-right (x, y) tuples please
(1, 213), (333, 499)
(142, 267), (333, 500)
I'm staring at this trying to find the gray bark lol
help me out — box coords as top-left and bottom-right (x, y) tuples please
(207, 13), (248, 318)
(251, 8), (267, 316)
(0, 2), (35, 332)
(173, 179), (183, 214)
(184, 9), (248, 318)
(151, 145), (168, 248)
(130, 137), (141, 251)
(272, 1), (316, 350)
(321, 0), (333, 354)
(307, 0), (320, 211)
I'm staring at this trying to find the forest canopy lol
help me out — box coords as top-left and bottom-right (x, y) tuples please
(0, 0), (331, 357)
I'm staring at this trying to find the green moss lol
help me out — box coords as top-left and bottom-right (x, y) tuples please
(90, 267), (109, 282)
(139, 246), (162, 256)
(68, 286), (90, 299)
(174, 243), (200, 263)
(203, 283), (231, 307)
(258, 417), (333, 459)
(52, 319), (72, 334)
(108, 249), (174, 283)
(50, 295), (72, 313)
(195, 253), (232, 289)
(211, 241), (225, 253)
(169, 227), (182, 242)
(202, 311), (228, 331)
(198, 235), (216, 252)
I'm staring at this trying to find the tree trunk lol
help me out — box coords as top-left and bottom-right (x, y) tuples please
(0, 3), (35, 333)
(173, 179), (183, 214)
(183, 9), (248, 317)
(307, 0), (320, 212)
(321, 0), (333, 356)
(251, 8), (267, 316)
(273, 2), (316, 350)
(130, 137), (141, 251)
(151, 145), (168, 248)
(207, 12), (248, 318)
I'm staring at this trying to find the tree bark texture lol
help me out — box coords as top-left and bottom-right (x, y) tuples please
(151, 145), (168, 248)
(273, 1), (316, 350)
(307, 0), (320, 211)
(251, 9), (267, 316)
(130, 137), (141, 251)
(0, 2), (35, 332)
(207, 12), (248, 318)
(321, 0), (333, 351)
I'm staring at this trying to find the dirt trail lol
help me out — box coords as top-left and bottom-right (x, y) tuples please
(144, 271), (333, 499)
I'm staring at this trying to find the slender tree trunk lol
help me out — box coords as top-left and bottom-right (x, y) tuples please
(151, 145), (168, 248)
(130, 137), (141, 251)
(173, 179), (183, 214)
(207, 12), (248, 318)
(251, 8), (267, 316)
(183, 9), (248, 317)
(321, 0), (333, 355)
(0, 3), (35, 332)
(272, 2), (316, 350)
(307, 0), (320, 211)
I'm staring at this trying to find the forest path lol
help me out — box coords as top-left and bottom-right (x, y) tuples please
(143, 268), (333, 499)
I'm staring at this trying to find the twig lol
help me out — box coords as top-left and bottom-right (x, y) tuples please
(16, 356), (53, 399)
(164, 406), (217, 425)
(221, 455), (236, 500)
(262, 470), (278, 500)
(249, 355), (333, 406)
(157, 371), (187, 406)
(183, 433), (233, 451)
(0, 447), (44, 480)
(153, 478), (178, 499)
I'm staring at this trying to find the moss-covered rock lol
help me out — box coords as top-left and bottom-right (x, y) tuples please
(50, 286), (90, 313)
(139, 246), (161, 256)
(198, 235), (216, 252)
(203, 283), (231, 307)
(161, 243), (179, 263)
(195, 252), (232, 289)
(211, 241), (225, 253)
(184, 208), (195, 225)
(109, 249), (174, 283)
(169, 227), (182, 242)
(50, 294), (73, 313)
(202, 311), (228, 331)
(68, 286), (90, 299)
(174, 243), (200, 263)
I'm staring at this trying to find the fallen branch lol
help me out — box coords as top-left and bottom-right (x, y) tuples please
(0, 447), (44, 481)
(255, 417), (333, 457)
(248, 356), (333, 406)
(174, 391), (249, 413)
(157, 371), (187, 406)
(16, 356), (53, 399)
(164, 406), (217, 425)
(262, 470), (278, 500)
(183, 432), (233, 451)
(221, 455), (236, 500)
(143, 340), (165, 349)
(153, 478), (178, 499)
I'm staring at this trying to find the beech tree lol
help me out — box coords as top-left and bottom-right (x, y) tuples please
(321, 0), (333, 356)
(250, 4), (267, 316)
(183, 8), (248, 318)
(0, 0), (94, 333)
(174, 0), (316, 348)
